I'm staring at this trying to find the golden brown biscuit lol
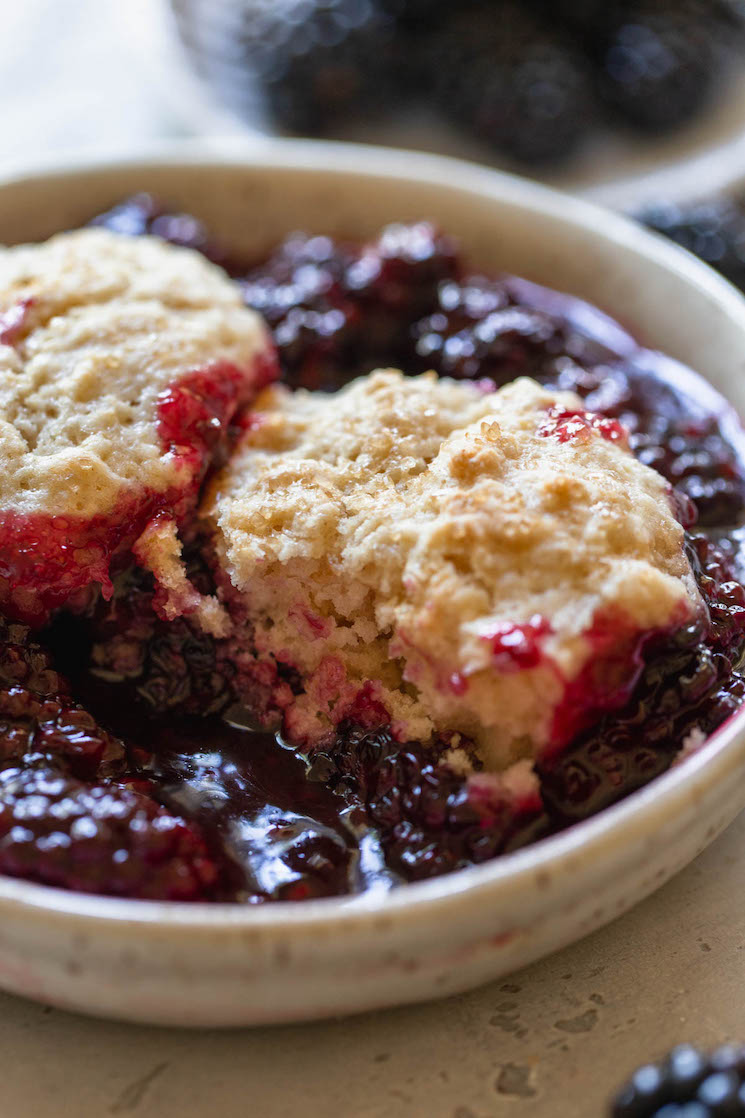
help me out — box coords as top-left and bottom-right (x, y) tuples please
(0, 228), (273, 623)
(207, 369), (699, 768)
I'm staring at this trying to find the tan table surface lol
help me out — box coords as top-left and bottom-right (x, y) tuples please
(1, 808), (743, 1118)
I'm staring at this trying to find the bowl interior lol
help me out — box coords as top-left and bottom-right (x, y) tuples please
(0, 141), (745, 926)
(1, 144), (745, 1033)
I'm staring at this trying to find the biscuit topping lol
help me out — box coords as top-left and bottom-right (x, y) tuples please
(0, 228), (273, 623)
(208, 369), (700, 767)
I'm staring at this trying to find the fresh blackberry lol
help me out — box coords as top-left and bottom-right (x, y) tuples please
(715, 0), (745, 28)
(611, 1044), (745, 1116)
(231, 0), (400, 135)
(638, 197), (745, 294)
(431, 2), (593, 164)
(593, 1), (722, 133)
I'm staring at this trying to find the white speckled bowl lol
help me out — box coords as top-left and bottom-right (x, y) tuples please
(1, 141), (745, 1027)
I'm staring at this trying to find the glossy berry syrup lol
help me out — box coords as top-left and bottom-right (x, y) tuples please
(1, 200), (745, 903)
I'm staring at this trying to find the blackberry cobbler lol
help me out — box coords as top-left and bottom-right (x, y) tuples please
(1, 195), (744, 904)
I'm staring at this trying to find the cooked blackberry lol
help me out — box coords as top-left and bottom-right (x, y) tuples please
(89, 192), (225, 265)
(241, 222), (457, 389)
(638, 197), (745, 294)
(343, 221), (459, 363)
(540, 534), (745, 828)
(411, 276), (613, 383)
(0, 617), (126, 782)
(0, 688), (127, 783)
(413, 300), (572, 382)
(239, 231), (357, 390)
(232, 0), (400, 135)
(0, 616), (64, 700)
(241, 232), (352, 328)
(611, 1044), (745, 1116)
(0, 763), (221, 901)
(593, 1), (722, 133)
(632, 411), (745, 529)
(140, 725), (362, 902)
(309, 726), (547, 881)
(430, 2), (593, 164)
(0, 621), (225, 901)
(84, 568), (236, 719)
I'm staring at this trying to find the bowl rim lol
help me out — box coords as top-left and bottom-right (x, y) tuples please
(2, 137), (745, 935)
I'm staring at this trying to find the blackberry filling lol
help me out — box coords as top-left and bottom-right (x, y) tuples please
(0, 209), (743, 904)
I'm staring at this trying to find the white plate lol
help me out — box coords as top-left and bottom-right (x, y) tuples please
(1, 141), (745, 1027)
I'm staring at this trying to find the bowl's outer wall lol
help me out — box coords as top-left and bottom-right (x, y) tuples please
(0, 146), (744, 1025)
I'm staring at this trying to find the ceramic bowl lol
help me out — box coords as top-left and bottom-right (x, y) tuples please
(1, 140), (745, 1028)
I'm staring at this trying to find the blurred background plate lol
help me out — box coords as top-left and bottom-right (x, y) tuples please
(583, 74), (745, 210)
(158, 0), (745, 209)
(7, 0), (745, 213)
